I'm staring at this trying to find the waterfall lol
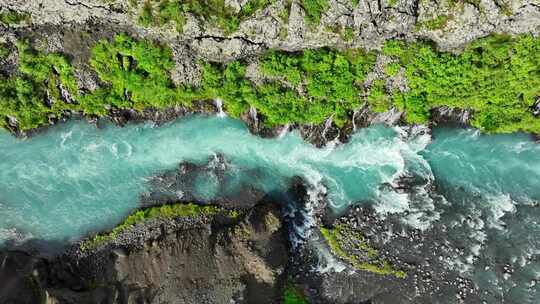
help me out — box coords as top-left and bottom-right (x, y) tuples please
(214, 98), (226, 118)
(249, 105), (258, 127)
(460, 110), (470, 124)
(321, 115), (333, 140)
(372, 107), (402, 125)
(352, 109), (359, 132)
(278, 123), (290, 139)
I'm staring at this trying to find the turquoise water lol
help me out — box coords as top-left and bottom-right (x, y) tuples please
(0, 116), (539, 301)
(0, 116), (420, 243)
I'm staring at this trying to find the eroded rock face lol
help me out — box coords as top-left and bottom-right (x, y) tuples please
(0, 203), (289, 304)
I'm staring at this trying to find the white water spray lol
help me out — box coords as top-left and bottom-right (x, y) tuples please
(249, 105), (258, 127)
(214, 98), (226, 118)
(321, 115), (333, 140)
(278, 123), (290, 139)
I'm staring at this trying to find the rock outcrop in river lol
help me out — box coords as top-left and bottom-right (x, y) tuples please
(1, 202), (289, 304)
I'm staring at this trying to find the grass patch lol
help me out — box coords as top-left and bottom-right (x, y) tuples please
(137, 0), (274, 34)
(342, 27), (355, 42)
(300, 0), (328, 26)
(383, 34), (540, 133)
(0, 10), (30, 25)
(416, 15), (451, 30)
(80, 203), (222, 251)
(320, 225), (406, 278)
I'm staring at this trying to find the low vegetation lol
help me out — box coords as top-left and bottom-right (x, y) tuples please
(320, 225), (407, 278)
(136, 0), (274, 34)
(416, 15), (451, 30)
(0, 10), (30, 25)
(300, 0), (328, 26)
(282, 283), (309, 304)
(0, 33), (538, 135)
(0, 41), (79, 130)
(383, 33), (540, 133)
(80, 33), (186, 115)
(80, 203), (222, 251)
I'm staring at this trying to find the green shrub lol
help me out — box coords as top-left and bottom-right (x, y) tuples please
(0, 44), (10, 60)
(300, 0), (328, 26)
(368, 80), (391, 113)
(0, 42), (78, 130)
(252, 48), (376, 126)
(385, 34), (540, 133)
(80, 33), (185, 115)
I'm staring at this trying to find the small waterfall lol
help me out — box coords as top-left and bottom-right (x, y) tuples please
(214, 98), (226, 118)
(249, 105), (258, 128)
(278, 123), (290, 139)
(288, 179), (327, 248)
(321, 115), (333, 140)
(352, 109), (359, 132)
(373, 107), (402, 125)
(460, 109), (471, 124)
(533, 98), (540, 116)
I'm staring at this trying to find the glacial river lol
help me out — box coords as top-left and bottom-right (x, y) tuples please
(0, 115), (539, 302)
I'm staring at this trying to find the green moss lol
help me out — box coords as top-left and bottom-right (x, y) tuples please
(320, 225), (406, 278)
(300, 0), (328, 26)
(384, 34), (540, 133)
(416, 15), (450, 30)
(283, 283), (309, 304)
(368, 80), (392, 113)
(387, 0), (399, 7)
(0, 10), (30, 25)
(138, 0), (274, 34)
(384, 62), (401, 76)
(80, 203), (222, 251)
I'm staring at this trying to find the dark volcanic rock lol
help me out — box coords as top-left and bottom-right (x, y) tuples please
(0, 203), (289, 304)
(290, 205), (481, 304)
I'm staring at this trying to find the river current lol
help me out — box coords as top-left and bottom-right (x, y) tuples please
(0, 115), (539, 302)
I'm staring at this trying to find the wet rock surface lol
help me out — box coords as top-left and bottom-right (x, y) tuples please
(290, 204), (482, 304)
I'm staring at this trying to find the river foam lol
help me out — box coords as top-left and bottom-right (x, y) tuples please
(0, 116), (539, 302)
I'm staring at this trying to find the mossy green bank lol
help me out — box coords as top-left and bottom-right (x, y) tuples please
(80, 202), (225, 251)
(0, 33), (539, 134)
